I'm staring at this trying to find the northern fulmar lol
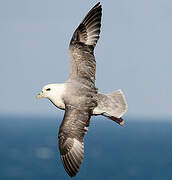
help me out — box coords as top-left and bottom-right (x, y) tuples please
(36, 2), (128, 178)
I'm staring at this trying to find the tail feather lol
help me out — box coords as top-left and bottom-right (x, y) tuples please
(93, 90), (128, 118)
(106, 90), (128, 118)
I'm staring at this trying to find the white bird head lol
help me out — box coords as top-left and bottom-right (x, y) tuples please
(36, 83), (66, 109)
(36, 84), (55, 99)
(36, 83), (65, 100)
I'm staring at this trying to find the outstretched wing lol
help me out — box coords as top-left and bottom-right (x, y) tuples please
(58, 105), (91, 177)
(68, 2), (102, 85)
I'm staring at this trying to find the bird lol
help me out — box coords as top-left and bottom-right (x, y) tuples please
(36, 2), (127, 178)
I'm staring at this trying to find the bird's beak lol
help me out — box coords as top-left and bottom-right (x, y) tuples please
(36, 92), (43, 99)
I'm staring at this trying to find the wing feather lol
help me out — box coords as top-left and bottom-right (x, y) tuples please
(58, 105), (91, 177)
(70, 2), (102, 47)
(68, 2), (102, 85)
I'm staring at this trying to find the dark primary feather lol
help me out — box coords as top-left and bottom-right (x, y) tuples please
(68, 2), (102, 85)
(58, 105), (91, 177)
(71, 2), (102, 46)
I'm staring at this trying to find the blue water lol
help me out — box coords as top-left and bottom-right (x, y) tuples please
(0, 115), (172, 180)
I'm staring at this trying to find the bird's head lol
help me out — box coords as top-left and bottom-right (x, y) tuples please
(36, 83), (66, 109)
(36, 84), (57, 99)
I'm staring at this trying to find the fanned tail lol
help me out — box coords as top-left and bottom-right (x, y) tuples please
(93, 90), (128, 125)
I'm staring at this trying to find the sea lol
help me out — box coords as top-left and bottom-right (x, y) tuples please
(0, 115), (172, 180)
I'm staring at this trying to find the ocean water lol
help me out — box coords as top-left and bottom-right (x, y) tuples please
(0, 115), (172, 180)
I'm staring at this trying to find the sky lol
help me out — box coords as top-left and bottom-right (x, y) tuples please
(0, 0), (171, 118)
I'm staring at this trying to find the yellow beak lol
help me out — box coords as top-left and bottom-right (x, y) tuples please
(36, 92), (42, 99)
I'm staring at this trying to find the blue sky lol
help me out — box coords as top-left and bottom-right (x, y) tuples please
(0, 0), (171, 118)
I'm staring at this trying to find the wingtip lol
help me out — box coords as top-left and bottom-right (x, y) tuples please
(119, 119), (125, 127)
(103, 114), (125, 127)
(60, 138), (84, 178)
(93, 2), (102, 9)
(97, 2), (101, 6)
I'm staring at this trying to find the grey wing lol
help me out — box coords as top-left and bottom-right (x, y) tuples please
(68, 2), (102, 85)
(58, 105), (91, 177)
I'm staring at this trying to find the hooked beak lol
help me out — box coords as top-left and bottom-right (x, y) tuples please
(36, 92), (43, 99)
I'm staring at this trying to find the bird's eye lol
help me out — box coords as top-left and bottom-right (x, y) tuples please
(46, 88), (51, 91)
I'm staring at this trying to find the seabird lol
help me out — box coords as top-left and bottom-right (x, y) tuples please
(36, 2), (127, 177)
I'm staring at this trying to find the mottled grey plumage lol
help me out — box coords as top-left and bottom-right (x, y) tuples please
(60, 3), (102, 176)
(37, 2), (128, 178)
(58, 105), (90, 177)
(69, 2), (102, 86)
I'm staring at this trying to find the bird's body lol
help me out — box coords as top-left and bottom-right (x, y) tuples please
(36, 2), (128, 177)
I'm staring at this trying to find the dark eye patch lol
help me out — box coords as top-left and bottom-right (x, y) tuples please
(46, 88), (51, 91)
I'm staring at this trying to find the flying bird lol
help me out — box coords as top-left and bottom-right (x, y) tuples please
(36, 2), (127, 177)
